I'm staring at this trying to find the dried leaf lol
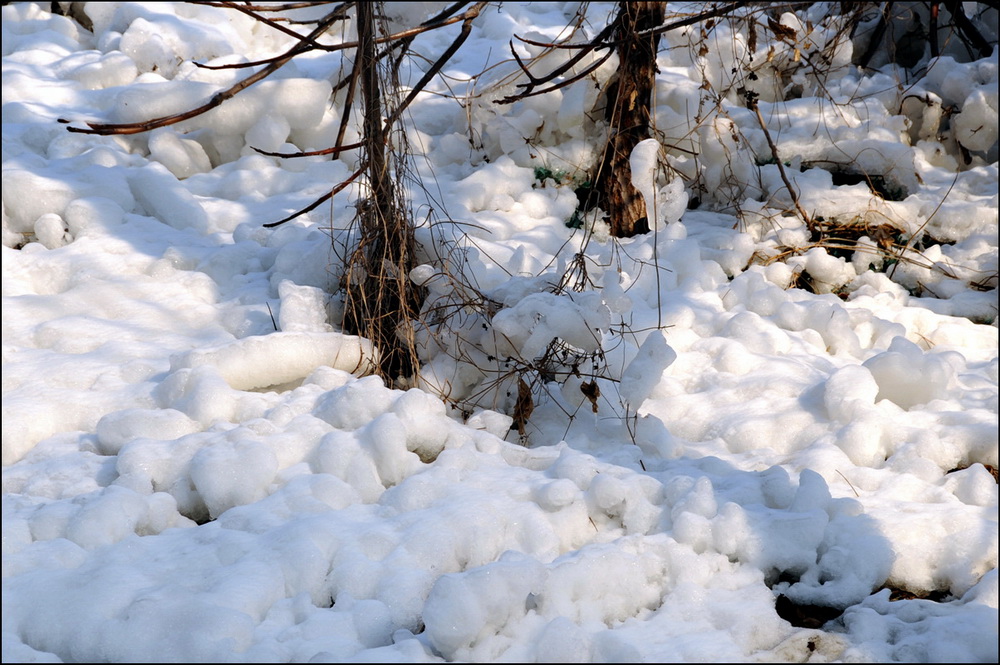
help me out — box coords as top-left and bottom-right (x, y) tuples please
(580, 380), (600, 413)
(513, 377), (534, 437)
(768, 17), (797, 42)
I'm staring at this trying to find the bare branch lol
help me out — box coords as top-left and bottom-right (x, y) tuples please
(262, 163), (366, 228)
(60, 9), (345, 135)
(496, 19), (617, 103)
(857, 1), (893, 69)
(384, 2), (489, 129)
(251, 141), (364, 158)
(496, 1), (795, 106)
(194, 2), (351, 70)
(59, 1), (486, 135)
(385, 1), (472, 68)
(945, 0), (995, 59)
(208, 1), (350, 44)
(190, 1), (339, 12)
(497, 46), (615, 103)
(508, 40), (541, 84)
(748, 96), (815, 232)
(334, 57), (362, 150)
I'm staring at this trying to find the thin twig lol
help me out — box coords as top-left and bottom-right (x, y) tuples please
(266, 302), (279, 331)
(889, 172), (959, 280)
(497, 20), (618, 103)
(263, 163), (366, 228)
(857, 1), (893, 69)
(384, 2), (489, 129)
(252, 141), (364, 158)
(202, 1), (350, 53)
(837, 470), (860, 498)
(60, 2), (486, 135)
(497, 47), (616, 103)
(191, 1), (338, 11)
(748, 96), (814, 232)
(61, 10), (344, 135)
(945, 0), (995, 59)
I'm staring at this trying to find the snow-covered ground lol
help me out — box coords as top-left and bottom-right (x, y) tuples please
(2, 2), (997, 662)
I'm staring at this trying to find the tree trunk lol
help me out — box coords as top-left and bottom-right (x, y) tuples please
(359, 4), (390, 224)
(591, 1), (665, 237)
(343, 2), (422, 381)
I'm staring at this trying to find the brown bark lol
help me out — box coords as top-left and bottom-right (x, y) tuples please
(592, 1), (665, 238)
(343, 2), (422, 381)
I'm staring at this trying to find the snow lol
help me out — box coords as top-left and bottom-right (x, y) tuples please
(1, 1), (998, 663)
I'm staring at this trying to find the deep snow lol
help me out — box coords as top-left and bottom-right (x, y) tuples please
(2, 2), (998, 662)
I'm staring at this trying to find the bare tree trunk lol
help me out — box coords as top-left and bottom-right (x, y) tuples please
(359, 3), (389, 221)
(343, 1), (422, 381)
(592, 1), (665, 237)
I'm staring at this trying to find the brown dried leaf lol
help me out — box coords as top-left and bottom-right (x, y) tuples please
(768, 17), (798, 42)
(580, 380), (600, 413)
(513, 377), (534, 437)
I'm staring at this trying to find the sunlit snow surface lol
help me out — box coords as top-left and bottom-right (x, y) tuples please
(2, 2), (998, 662)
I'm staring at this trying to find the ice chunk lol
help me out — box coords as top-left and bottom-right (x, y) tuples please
(835, 417), (889, 467)
(64, 51), (137, 90)
(391, 389), (450, 463)
(655, 177), (688, 226)
(789, 469), (832, 513)
(630, 138), (660, 226)
(601, 271), (632, 314)
(96, 408), (201, 455)
(803, 247), (855, 294)
(465, 409), (513, 440)
(534, 478), (580, 511)
(189, 439), (278, 518)
(359, 412), (419, 488)
(129, 163), (210, 232)
(619, 330), (677, 408)
(33, 213), (69, 249)
(953, 86), (998, 153)
(244, 114), (291, 154)
(824, 365), (879, 423)
(862, 337), (956, 409)
(2, 170), (80, 232)
(942, 464), (998, 507)
(536, 617), (593, 662)
(171, 332), (378, 391)
(313, 376), (395, 430)
(64, 486), (149, 549)
(61, 198), (128, 242)
(423, 553), (547, 659)
(277, 280), (332, 333)
(490, 291), (609, 361)
(148, 128), (212, 179)
(634, 413), (682, 459)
